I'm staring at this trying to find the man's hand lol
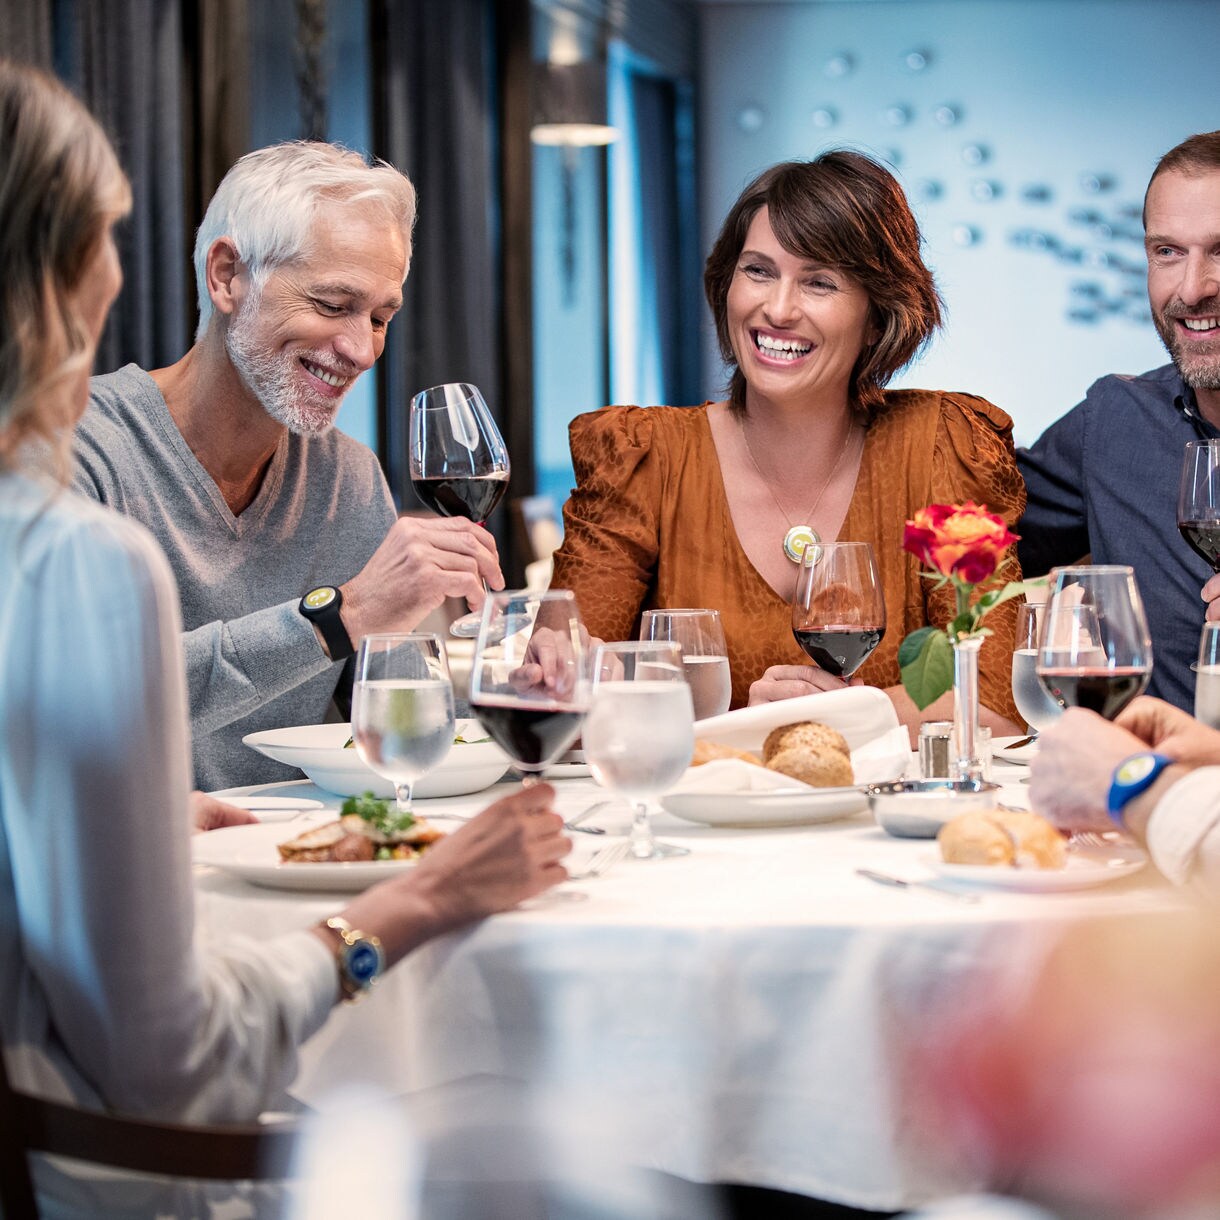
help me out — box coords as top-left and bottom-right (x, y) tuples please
(747, 663), (857, 705)
(1115, 695), (1220, 767)
(339, 517), (504, 645)
(1204, 572), (1220, 622)
(190, 791), (257, 833)
(1028, 709), (1146, 833)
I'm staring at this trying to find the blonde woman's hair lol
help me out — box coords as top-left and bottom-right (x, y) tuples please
(0, 59), (131, 472)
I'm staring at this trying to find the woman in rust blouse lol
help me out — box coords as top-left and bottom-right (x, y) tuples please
(551, 151), (1023, 739)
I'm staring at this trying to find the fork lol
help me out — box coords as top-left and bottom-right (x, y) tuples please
(569, 839), (630, 880)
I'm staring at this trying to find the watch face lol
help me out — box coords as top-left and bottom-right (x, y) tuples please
(303, 586), (338, 611)
(1116, 754), (1157, 785)
(346, 941), (382, 986)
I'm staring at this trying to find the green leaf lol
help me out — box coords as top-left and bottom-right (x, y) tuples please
(974, 578), (1044, 614)
(900, 629), (955, 710)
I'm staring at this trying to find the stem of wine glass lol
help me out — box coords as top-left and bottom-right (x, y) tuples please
(395, 781), (414, 814)
(629, 798), (656, 859)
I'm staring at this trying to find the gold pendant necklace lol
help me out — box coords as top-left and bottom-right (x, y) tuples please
(740, 418), (858, 562)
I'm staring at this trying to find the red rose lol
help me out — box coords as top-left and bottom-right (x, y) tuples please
(902, 501), (1018, 585)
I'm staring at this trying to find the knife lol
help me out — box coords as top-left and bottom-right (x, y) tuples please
(855, 867), (980, 904)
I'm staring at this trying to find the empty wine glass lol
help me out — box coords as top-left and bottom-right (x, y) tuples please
(1178, 439), (1220, 573)
(1036, 566), (1152, 720)
(1011, 600), (1063, 735)
(469, 589), (591, 784)
(639, 608), (731, 720)
(409, 383), (510, 638)
(350, 633), (456, 813)
(791, 542), (886, 678)
(584, 641), (694, 860)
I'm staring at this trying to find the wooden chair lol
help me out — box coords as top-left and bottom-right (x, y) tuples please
(0, 1042), (300, 1219)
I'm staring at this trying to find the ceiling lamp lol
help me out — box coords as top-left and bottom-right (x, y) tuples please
(530, 60), (618, 147)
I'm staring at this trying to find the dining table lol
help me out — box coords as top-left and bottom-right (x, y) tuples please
(196, 759), (1187, 1213)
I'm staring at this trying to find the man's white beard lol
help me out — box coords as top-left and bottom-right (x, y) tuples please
(225, 294), (344, 436)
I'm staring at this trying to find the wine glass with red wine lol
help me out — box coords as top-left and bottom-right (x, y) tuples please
(409, 383), (510, 638)
(1036, 565), (1152, 720)
(791, 542), (886, 679)
(469, 589), (591, 784)
(1178, 439), (1220, 573)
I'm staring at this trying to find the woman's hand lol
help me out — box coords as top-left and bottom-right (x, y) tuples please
(747, 663), (858, 705)
(190, 791), (257, 833)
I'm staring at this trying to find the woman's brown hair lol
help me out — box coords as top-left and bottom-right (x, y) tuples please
(703, 151), (942, 423)
(0, 59), (130, 471)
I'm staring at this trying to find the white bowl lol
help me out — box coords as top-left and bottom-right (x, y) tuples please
(867, 779), (1000, 839)
(242, 720), (512, 799)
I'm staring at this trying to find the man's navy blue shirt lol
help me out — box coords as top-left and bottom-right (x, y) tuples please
(1017, 362), (1220, 713)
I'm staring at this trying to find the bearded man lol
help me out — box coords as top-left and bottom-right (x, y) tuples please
(73, 143), (502, 788)
(1017, 131), (1220, 712)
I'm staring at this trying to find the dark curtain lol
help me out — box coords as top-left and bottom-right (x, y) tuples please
(1, 0), (250, 372)
(369, 0), (505, 512)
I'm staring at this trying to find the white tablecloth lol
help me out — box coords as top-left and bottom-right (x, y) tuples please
(197, 769), (1184, 1211)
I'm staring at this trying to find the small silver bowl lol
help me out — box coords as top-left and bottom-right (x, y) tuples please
(867, 778), (1000, 839)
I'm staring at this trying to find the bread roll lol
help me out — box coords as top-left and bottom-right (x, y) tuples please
(691, 739), (761, 767)
(938, 809), (1066, 869)
(766, 745), (854, 788)
(762, 721), (850, 763)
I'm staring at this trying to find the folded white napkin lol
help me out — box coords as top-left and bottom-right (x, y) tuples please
(671, 724), (910, 795)
(692, 686), (900, 752)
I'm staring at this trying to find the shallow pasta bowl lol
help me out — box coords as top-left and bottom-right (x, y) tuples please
(242, 719), (511, 799)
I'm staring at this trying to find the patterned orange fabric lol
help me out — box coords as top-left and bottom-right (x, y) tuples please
(551, 390), (1024, 720)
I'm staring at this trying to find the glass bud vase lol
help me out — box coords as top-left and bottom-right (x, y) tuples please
(952, 635), (984, 782)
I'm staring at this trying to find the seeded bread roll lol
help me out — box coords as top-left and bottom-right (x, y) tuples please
(691, 739), (761, 767)
(938, 809), (1066, 869)
(762, 721), (850, 763)
(766, 745), (854, 788)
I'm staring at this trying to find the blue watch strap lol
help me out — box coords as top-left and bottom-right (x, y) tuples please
(1106, 752), (1172, 827)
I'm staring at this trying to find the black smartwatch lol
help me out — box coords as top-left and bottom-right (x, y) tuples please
(299, 585), (354, 661)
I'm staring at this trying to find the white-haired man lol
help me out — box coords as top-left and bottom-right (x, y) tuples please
(73, 142), (502, 789)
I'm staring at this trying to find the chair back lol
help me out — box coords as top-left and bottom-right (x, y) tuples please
(0, 1041), (298, 1219)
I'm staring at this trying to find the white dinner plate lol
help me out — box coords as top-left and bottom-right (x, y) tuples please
(242, 720), (511, 799)
(661, 786), (868, 828)
(192, 822), (420, 892)
(919, 845), (1147, 892)
(992, 735), (1039, 765)
(216, 795), (326, 822)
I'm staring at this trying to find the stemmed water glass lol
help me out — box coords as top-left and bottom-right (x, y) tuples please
(583, 641), (695, 860)
(639, 608), (731, 720)
(409, 383), (510, 638)
(1011, 600), (1063, 736)
(469, 589), (591, 784)
(1036, 566), (1152, 721)
(1178, 439), (1220, 573)
(791, 542), (886, 678)
(350, 633), (456, 813)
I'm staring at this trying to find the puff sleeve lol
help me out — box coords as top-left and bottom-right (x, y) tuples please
(927, 394), (1026, 724)
(551, 406), (662, 643)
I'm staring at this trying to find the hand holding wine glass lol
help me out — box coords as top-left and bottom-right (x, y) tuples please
(639, 608), (731, 720)
(409, 383), (510, 638)
(470, 589), (591, 784)
(791, 542), (886, 679)
(350, 633), (456, 813)
(583, 641), (694, 860)
(1036, 566), (1152, 721)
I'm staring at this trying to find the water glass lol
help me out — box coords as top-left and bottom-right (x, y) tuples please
(584, 641), (694, 860)
(351, 633), (456, 813)
(1011, 600), (1063, 734)
(639, 608), (731, 720)
(1195, 621), (1220, 729)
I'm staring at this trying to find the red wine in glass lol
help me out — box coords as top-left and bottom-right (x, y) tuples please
(1178, 440), (1220, 572)
(412, 472), (509, 524)
(793, 626), (885, 679)
(791, 542), (886, 679)
(1036, 666), (1149, 719)
(469, 699), (585, 769)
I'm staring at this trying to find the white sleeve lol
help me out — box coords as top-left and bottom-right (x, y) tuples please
(9, 509), (336, 1122)
(1144, 768), (1220, 892)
